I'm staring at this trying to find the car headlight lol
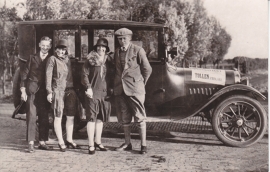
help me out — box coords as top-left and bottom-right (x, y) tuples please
(234, 71), (241, 83)
(240, 76), (249, 86)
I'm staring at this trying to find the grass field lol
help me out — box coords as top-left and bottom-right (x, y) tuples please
(248, 69), (268, 94)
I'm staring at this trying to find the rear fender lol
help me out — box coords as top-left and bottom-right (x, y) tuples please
(13, 67), (26, 114)
(13, 57), (27, 113)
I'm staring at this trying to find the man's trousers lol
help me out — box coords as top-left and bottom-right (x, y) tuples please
(26, 87), (50, 142)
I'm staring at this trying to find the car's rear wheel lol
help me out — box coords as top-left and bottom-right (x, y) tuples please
(212, 95), (267, 147)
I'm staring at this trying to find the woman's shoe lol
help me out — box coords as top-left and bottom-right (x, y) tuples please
(65, 141), (81, 149)
(88, 146), (95, 155)
(58, 143), (66, 152)
(140, 146), (147, 154)
(94, 142), (107, 151)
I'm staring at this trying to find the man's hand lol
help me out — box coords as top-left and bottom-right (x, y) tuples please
(85, 88), (93, 98)
(20, 87), (27, 102)
(47, 93), (53, 103)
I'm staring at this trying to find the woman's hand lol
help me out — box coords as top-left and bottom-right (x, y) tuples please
(20, 87), (27, 102)
(85, 88), (93, 98)
(47, 93), (53, 103)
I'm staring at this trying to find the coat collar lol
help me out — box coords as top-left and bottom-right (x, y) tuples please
(54, 53), (67, 61)
(119, 43), (135, 61)
(33, 52), (50, 64)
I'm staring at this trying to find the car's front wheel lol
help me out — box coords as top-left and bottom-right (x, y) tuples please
(212, 95), (267, 147)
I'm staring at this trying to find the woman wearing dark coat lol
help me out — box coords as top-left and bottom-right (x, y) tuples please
(81, 38), (112, 154)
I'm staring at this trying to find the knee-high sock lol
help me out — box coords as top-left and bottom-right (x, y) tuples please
(54, 117), (64, 144)
(87, 122), (95, 146)
(123, 124), (131, 145)
(95, 120), (103, 144)
(66, 116), (74, 142)
(139, 121), (146, 146)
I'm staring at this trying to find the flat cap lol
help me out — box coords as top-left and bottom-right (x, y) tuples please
(115, 28), (133, 37)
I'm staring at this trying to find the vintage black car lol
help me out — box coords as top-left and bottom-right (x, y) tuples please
(13, 19), (267, 148)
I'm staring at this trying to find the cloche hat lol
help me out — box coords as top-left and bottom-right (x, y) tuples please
(93, 38), (110, 52)
(55, 39), (68, 49)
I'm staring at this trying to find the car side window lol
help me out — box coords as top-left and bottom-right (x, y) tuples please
(132, 30), (159, 62)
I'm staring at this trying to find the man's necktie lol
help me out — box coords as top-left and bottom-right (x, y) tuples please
(121, 47), (126, 51)
(41, 54), (47, 60)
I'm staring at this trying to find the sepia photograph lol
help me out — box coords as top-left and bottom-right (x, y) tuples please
(0, 0), (268, 171)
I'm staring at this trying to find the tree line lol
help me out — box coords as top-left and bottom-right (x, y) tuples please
(0, 0), (231, 94)
(225, 57), (268, 72)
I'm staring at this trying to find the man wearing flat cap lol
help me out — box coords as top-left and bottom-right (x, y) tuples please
(114, 28), (152, 154)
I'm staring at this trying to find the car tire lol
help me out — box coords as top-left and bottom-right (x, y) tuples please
(212, 95), (267, 147)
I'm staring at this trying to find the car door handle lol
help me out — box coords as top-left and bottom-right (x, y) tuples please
(153, 88), (165, 94)
(159, 88), (165, 92)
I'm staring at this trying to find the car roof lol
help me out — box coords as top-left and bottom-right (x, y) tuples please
(18, 19), (165, 28)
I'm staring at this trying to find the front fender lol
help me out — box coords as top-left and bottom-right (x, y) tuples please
(197, 84), (266, 114)
(211, 84), (266, 101)
(171, 84), (267, 121)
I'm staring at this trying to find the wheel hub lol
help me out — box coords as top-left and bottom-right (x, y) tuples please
(236, 118), (244, 126)
(231, 116), (244, 127)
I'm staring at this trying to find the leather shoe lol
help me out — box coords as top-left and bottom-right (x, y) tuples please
(38, 144), (52, 150)
(28, 143), (34, 153)
(65, 141), (81, 149)
(115, 143), (132, 151)
(140, 146), (147, 154)
(58, 144), (66, 152)
(88, 146), (95, 155)
(94, 142), (107, 151)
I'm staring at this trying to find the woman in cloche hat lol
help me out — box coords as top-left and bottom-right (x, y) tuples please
(81, 37), (112, 154)
(46, 39), (81, 152)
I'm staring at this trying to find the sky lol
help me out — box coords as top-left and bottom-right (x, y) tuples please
(0, 0), (26, 8)
(203, 0), (268, 59)
(1, 0), (268, 59)
(0, 0), (27, 18)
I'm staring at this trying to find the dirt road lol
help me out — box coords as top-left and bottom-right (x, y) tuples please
(0, 104), (268, 172)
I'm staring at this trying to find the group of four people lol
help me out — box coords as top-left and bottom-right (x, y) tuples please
(20, 28), (152, 155)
